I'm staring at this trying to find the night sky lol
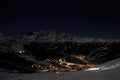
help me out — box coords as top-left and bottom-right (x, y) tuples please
(1, 0), (120, 38)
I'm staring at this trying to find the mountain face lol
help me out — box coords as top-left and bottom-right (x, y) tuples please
(0, 31), (120, 72)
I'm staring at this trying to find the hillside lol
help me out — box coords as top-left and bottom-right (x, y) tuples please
(0, 31), (120, 72)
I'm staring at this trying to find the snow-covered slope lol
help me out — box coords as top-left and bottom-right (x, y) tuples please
(86, 58), (120, 71)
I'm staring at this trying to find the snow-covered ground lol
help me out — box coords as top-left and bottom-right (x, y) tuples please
(0, 58), (120, 80)
(86, 58), (120, 71)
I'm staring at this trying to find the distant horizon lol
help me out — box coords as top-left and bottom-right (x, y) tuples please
(0, 29), (120, 39)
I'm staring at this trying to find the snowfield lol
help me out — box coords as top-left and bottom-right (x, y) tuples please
(86, 58), (120, 71)
(0, 58), (120, 80)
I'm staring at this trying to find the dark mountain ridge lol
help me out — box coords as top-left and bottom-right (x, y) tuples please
(0, 31), (120, 72)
